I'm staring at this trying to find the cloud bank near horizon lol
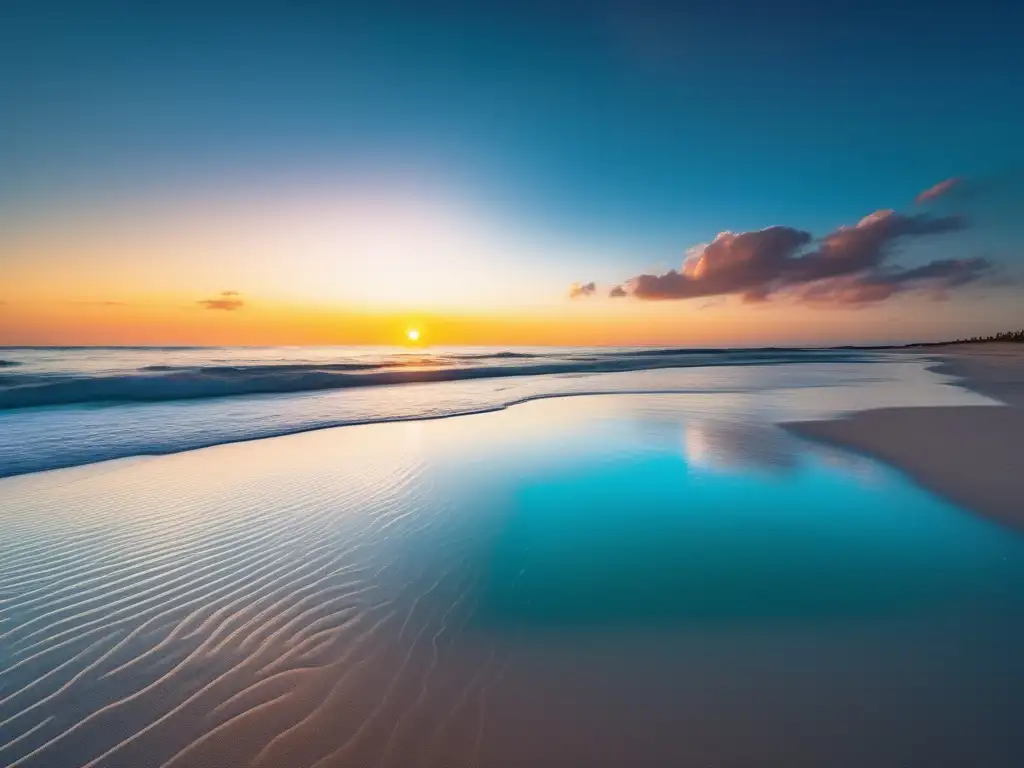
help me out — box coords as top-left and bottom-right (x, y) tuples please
(575, 182), (995, 306)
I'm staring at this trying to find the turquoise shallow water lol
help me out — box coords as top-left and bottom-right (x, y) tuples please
(1, 392), (1023, 766)
(468, 400), (1024, 628)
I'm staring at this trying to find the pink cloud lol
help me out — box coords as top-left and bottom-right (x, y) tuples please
(584, 209), (980, 306)
(916, 177), (961, 204)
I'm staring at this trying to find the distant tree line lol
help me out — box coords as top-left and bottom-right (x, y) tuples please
(915, 329), (1024, 346)
(952, 329), (1024, 344)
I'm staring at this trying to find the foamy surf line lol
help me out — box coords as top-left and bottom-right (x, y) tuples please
(0, 348), (901, 479)
(0, 352), (985, 481)
(0, 387), (750, 479)
(0, 348), (874, 410)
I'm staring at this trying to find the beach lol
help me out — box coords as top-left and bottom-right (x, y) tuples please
(787, 344), (1024, 530)
(5, 0), (1021, 763)
(2, 348), (1024, 766)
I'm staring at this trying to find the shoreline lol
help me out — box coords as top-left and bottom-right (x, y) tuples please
(0, 348), (1001, 482)
(786, 343), (1024, 530)
(1, 345), (1017, 483)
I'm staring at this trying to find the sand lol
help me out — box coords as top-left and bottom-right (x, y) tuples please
(787, 343), (1024, 530)
(4, 379), (1024, 766)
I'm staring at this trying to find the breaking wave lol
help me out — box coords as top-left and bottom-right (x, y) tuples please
(0, 348), (873, 410)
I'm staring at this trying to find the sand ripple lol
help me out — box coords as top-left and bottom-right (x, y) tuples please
(0, 427), (507, 767)
(9, 398), (1021, 767)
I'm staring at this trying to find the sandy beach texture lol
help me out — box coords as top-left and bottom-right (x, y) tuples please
(4, 378), (1024, 766)
(787, 344), (1024, 529)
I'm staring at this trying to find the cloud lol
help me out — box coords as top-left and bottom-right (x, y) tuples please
(698, 297), (728, 310)
(198, 291), (245, 311)
(916, 177), (961, 204)
(593, 210), (979, 306)
(609, 285), (628, 297)
(569, 281), (597, 298)
(798, 258), (992, 305)
(914, 172), (1024, 231)
(625, 226), (812, 301)
(67, 300), (128, 307)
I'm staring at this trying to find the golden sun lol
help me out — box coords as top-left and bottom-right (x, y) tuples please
(406, 328), (421, 342)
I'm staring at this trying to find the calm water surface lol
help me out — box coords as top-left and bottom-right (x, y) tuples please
(1, 394), (1022, 766)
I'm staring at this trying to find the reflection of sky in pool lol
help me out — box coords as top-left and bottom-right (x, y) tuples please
(424, 397), (1024, 631)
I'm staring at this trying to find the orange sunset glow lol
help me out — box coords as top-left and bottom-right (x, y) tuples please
(3, 183), (1017, 348)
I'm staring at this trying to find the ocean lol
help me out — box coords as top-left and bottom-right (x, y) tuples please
(0, 345), (985, 477)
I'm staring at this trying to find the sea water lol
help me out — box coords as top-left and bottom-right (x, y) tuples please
(0, 345), (993, 476)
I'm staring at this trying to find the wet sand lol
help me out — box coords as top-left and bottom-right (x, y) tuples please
(4, 376), (1024, 766)
(787, 344), (1024, 530)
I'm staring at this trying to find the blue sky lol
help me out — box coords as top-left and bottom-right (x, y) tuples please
(2, 0), (1022, 343)
(5, 1), (1022, 216)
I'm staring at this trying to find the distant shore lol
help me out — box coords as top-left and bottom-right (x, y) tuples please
(787, 343), (1024, 530)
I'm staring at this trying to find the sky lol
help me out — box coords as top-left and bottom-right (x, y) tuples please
(2, 0), (1022, 346)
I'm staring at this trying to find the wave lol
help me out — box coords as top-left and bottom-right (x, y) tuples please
(446, 351), (542, 360)
(0, 360), (21, 368)
(0, 345), (212, 351)
(139, 362), (419, 373)
(0, 349), (875, 411)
